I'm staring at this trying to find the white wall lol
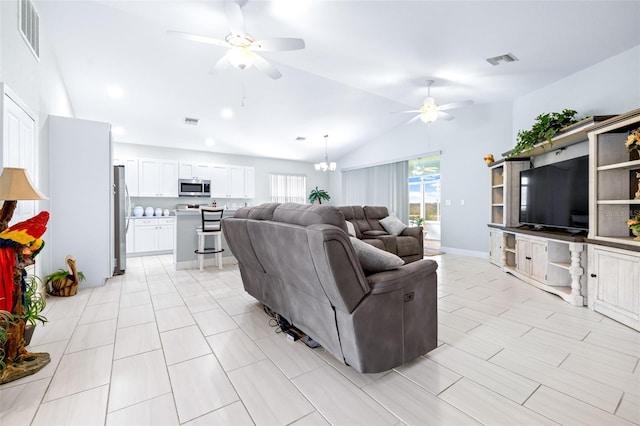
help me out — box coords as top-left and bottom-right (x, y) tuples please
(114, 143), (331, 207)
(513, 45), (640, 139)
(333, 102), (514, 256)
(0, 0), (74, 275)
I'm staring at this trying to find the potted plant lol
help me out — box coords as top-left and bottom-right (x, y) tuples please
(23, 274), (47, 346)
(508, 109), (579, 158)
(308, 186), (331, 204)
(0, 310), (15, 371)
(45, 255), (85, 297)
(627, 211), (640, 241)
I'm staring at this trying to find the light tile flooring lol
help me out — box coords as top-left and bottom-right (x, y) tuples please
(1, 254), (639, 425)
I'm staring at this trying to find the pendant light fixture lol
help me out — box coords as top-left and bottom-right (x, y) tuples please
(315, 135), (336, 172)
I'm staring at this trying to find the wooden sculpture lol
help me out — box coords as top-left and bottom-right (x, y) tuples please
(46, 255), (82, 297)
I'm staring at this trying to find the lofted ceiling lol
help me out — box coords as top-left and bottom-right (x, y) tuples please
(36, 0), (640, 163)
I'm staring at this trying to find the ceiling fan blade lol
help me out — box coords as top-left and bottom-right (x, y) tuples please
(437, 100), (473, 111)
(393, 110), (421, 114)
(438, 111), (455, 121)
(224, 0), (245, 35)
(167, 30), (228, 47)
(252, 53), (282, 80)
(252, 38), (306, 52)
(406, 114), (422, 125)
(209, 55), (231, 74)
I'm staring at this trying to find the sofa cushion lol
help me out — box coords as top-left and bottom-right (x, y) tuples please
(349, 237), (404, 272)
(379, 214), (406, 236)
(273, 203), (348, 233)
(345, 221), (356, 237)
(247, 203), (280, 220)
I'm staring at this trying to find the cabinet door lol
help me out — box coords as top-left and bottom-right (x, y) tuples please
(138, 159), (160, 196)
(244, 167), (255, 198)
(592, 248), (640, 327)
(158, 160), (178, 197)
(157, 223), (174, 251)
(211, 165), (230, 198)
(134, 225), (158, 252)
(516, 239), (530, 275)
(124, 158), (139, 197)
(229, 166), (245, 198)
(530, 240), (548, 282)
(178, 162), (195, 179)
(489, 230), (503, 266)
(195, 164), (212, 180)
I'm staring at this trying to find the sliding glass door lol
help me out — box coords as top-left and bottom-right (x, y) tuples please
(409, 155), (441, 244)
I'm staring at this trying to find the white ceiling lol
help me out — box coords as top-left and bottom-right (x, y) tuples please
(36, 0), (640, 163)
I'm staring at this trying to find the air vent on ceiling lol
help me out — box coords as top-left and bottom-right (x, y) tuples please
(296, 136), (306, 141)
(184, 117), (199, 126)
(486, 53), (518, 66)
(19, 0), (40, 60)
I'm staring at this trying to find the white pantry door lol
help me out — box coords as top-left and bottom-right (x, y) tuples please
(2, 88), (37, 223)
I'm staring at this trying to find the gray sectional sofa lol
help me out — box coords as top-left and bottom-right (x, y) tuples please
(222, 202), (438, 373)
(338, 205), (424, 263)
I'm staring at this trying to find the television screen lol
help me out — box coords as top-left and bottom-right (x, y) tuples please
(519, 155), (589, 231)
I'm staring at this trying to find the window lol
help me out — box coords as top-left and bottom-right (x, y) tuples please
(270, 173), (307, 203)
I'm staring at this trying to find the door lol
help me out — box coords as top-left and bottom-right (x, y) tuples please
(530, 240), (548, 282)
(158, 160), (178, 197)
(229, 166), (245, 198)
(211, 165), (230, 198)
(2, 89), (36, 223)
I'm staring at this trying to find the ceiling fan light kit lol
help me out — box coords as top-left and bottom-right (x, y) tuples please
(400, 80), (473, 124)
(168, 0), (305, 79)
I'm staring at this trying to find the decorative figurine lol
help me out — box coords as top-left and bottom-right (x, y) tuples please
(484, 154), (495, 165)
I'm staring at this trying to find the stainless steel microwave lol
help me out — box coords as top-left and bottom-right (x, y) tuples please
(178, 179), (211, 197)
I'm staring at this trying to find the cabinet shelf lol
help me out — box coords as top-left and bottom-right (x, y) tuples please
(504, 248), (516, 254)
(549, 261), (571, 270)
(596, 199), (640, 205)
(492, 184), (504, 189)
(597, 159), (640, 171)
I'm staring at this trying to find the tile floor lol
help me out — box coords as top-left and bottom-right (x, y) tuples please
(1, 254), (639, 425)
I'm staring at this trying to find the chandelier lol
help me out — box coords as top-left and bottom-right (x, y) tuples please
(314, 134), (336, 172)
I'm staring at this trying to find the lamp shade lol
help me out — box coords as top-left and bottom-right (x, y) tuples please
(0, 167), (48, 200)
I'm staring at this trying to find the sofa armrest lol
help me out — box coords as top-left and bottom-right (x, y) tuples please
(401, 226), (423, 239)
(366, 259), (438, 294)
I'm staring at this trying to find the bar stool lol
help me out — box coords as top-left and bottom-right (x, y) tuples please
(194, 206), (224, 271)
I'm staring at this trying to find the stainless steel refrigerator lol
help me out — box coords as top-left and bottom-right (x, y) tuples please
(114, 165), (128, 275)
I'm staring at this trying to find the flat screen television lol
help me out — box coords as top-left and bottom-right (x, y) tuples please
(519, 155), (589, 232)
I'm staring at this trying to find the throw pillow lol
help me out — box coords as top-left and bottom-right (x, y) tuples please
(345, 221), (356, 237)
(379, 214), (406, 236)
(349, 237), (404, 272)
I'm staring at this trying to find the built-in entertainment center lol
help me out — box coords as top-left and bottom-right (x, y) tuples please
(488, 109), (640, 331)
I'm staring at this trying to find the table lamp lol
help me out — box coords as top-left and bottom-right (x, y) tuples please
(0, 167), (47, 232)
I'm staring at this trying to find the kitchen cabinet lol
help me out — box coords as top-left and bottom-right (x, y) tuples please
(138, 158), (178, 197)
(211, 164), (255, 198)
(133, 217), (175, 253)
(489, 229), (503, 267)
(179, 162), (211, 180)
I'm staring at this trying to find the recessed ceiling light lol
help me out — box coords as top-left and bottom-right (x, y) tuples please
(106, 85), (124, 99)
(221, 108), (233, 119)
(205, 138), (215, 146)
(112, 126), (124, 136)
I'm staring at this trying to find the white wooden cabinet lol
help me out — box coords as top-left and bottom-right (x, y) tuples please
(516, 235), (548, 283)
(179, 162), (211, 180)
(133, 217), (175, 254)
(210, 165), (255, 199)
(588, 245), (640, 331)
(138, 158), (178, 197)
(497, 229), (587, 306)
(124, 158), (139, 197)
(489, 229), (503, 267)
(488, 160), (529, 227)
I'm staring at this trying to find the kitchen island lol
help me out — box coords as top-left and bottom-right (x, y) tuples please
(174, 208), (237, 269)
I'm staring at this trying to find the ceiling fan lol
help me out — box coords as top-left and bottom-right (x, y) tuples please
(167, 0), (305, 80)
(400, 80), (473, 124)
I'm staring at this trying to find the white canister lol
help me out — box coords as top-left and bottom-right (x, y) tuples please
(155, 208), (163, 217)
(145, 206), (154, 217)
(163, 209), (170, 216)
(133, 206), (144, 217)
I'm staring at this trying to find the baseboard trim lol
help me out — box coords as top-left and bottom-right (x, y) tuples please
(439, 247), (489, 259)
